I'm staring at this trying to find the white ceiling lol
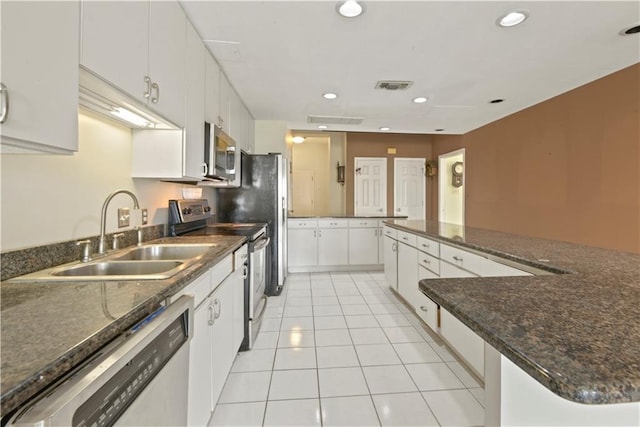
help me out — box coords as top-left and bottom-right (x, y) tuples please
(180, 1), (640, 135)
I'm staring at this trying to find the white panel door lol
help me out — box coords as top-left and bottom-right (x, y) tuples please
(291, 171), (315, 216)
(394, 158), (426, 220)
(354, 158), (387, 215)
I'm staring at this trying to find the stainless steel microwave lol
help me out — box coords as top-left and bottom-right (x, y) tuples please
(204, 122), (236, 182)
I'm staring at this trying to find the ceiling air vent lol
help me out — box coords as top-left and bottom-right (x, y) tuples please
(374, 80), (413, 91)
(307, 115), (364, 125)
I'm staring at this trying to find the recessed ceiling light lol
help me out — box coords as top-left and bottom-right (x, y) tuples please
(489, 99), (504, 104)
(379, 127), (390, 131)
(497, 10), (529, 27)
(622, 24), (640, 35)
(337, 0), (364, 18)
(292, 136), (305, 144)
(323, 92), (338, 100)
(412, 97), (428, 104)
(317, 125), (328, 129)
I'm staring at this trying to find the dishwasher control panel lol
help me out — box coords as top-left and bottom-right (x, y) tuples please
(71, 310), (188, 427)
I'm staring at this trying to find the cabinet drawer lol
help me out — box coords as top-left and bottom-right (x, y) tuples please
(288, 219), (318, 229)
(211, 255), (233, 291)
(397, 230), (418, 247)
(417, 236), (440, 258)
(383, 226), (397, 239)
(349, 219), (378, 228)
(318, 219), (348, 228)
(441, 244), (530, 277)
(415, 289), (439, 333)
(418, 253), (440, 275)
(171, 270), (211, 307)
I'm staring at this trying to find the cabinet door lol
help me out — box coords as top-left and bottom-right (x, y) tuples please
(229, 88), (247, 150)
(348, 228), (379, 265)
(318, 228), (348, 266)
(440, 308), (484, 379)
(397, 241), (418, 308)
(211, 278), (236, 408)
(288, 228), (318, 267)
(1, 1), (79, 153)
(183, 21), (206, 179)
(187, 301), (213, 426)
(80, 0), (148, 105)
(232, 262), (247, 352)
(205, 54), (221, 125)
(383, 236), (398, 290)
(378, 227), (385, 264)
(148, 0), (185, 126)
(247, 112), (255, 154)
(415, 283), (438, 333)
(218, 73), (231, 131)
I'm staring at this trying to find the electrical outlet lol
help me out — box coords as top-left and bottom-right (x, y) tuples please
(117, 208), (130, 228)
(141, 208), (148, 225)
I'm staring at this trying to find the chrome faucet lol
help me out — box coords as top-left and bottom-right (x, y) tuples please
(98, 189), (140, 255)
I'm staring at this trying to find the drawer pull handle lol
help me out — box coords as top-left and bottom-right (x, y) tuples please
(453, 256), (463, 262)
(403, 237), (408, 241)
(420, 306), (429, 312)
(423, 259), (430, 265)
(421, 243), (429, 248)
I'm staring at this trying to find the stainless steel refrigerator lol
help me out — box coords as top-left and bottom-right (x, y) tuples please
(216, 152), (288, 296)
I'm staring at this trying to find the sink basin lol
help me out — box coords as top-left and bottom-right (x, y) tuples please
(114, 244), (217, 261)
(51, 261), (184, 277)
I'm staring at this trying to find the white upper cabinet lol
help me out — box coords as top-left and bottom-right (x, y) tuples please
(218, 73), (231, 132)
(81, 0), (185, 126)
(147, 1), (186, 126)
(0, 1), (79, 154)
(205, 54), (221, 126)
(229, 89), (247, 151)
(81, 1), (149, 104)
(183, 20), (206, 180)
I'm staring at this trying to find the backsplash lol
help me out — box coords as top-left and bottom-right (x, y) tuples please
(0, 224), (165, 281)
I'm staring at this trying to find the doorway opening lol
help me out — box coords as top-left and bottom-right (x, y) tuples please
(438, 149), (465, 225)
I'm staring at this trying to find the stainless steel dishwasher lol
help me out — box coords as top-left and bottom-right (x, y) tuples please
(7, 295), (194, 427)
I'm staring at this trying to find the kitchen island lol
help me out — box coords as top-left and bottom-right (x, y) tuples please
(385, 219), (640, 426)
(0, 234), (246, 417)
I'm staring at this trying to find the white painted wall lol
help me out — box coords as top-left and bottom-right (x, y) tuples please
(253, 120), (288, 155)
(0, 113), (213, 251)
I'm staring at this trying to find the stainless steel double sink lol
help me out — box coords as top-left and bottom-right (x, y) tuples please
(10, 243), (217, 281)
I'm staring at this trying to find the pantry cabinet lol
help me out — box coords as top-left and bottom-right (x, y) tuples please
(1, 1), (79, 154)
(81, 0), (186, 126)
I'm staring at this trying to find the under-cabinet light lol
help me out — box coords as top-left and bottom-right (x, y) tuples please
(110, 107), (152, 127)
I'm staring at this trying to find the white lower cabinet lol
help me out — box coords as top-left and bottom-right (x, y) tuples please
(318, 227), (348, 266)
(348, 227), (378, 265)
(383, 235), (398, 290)
(441, 307), (485, 379)
(397, 241), (418, 309)
(180, 249), (246, 425)
(288, 228), (318, 268)
(414, 284), (438, 332)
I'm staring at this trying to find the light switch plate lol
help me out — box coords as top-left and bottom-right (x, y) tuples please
(118, 208), (130, 228)
(141, 208), (148, 225)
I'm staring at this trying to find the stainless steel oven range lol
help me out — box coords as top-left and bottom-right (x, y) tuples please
(168, 199), (268, 350)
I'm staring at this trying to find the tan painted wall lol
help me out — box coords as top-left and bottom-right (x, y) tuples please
(346, 133), (433, 216)
(431, 63), (640, 253)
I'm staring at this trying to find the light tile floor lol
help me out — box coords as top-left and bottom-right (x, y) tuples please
(210, 271), (485, 427)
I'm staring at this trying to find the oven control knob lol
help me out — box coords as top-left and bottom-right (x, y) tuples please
(182, 208), (192, 215)
(204, 206), (211, 213)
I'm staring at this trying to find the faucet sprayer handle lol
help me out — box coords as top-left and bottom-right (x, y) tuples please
(136, 227), (143, 246)
(112, 233), (125, 250)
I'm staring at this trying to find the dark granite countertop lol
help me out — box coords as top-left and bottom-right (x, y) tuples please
(0, 235), (246, 416)
(385, 220), (640, 404)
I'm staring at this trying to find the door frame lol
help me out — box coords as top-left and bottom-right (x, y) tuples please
(438, 148), (465, 225)
(393, 157), (426, 220)
(354, 157), (387, 215)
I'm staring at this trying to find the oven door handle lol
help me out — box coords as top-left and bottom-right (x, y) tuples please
(254, 236), (271, 251)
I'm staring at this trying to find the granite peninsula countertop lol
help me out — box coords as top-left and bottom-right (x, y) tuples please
(385, 219), (640, 404)
(0, 235), (246, 416)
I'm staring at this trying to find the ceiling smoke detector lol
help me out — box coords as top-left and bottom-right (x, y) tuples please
(375, 80), (414, 91)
